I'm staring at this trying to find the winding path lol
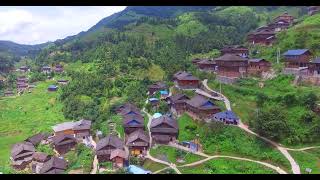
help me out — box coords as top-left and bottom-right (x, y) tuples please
(202, 79), (301, 174)
(143, 100), (181, 174)
(285, 146), (320, 151)
(142, 95), (288, 174)
(177, 155), (287, 174)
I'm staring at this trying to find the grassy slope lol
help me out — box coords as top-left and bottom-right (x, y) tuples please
(289, 149), (320, 174)
(177, 113), (290, 171)
(149, 145), (205, 166)
(208, 76), (320, 145)
(0, 80), (66, 167)
(179, 158), (276, 174)
(142, 159), (167, 172)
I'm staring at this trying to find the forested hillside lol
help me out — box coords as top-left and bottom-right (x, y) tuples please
(25, 6), (308, 130)
(2, 6), (320, 174)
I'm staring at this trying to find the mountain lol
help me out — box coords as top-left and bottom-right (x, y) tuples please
(88, 6), (215, 31)
(0, 40), (51, 57)
(0, 6), (306, 60)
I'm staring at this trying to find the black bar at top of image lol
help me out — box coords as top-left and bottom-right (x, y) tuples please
(0, 0), (319, 6)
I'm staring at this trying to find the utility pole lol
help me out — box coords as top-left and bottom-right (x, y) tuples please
(277, 47), (280, 64)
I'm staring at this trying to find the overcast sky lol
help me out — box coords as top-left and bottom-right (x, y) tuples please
(0, 6), (126, 45)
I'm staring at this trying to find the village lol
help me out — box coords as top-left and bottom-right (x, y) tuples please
(2, 7), (320, 174)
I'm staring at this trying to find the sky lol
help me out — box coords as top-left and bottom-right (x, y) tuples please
(0, 6), (127, 45)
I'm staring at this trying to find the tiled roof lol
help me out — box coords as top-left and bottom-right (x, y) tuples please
(96, 135), (124, 151)
(283, 49), (310, 56)
(150, 115), (178, 130)
(214, 54), (249, 62)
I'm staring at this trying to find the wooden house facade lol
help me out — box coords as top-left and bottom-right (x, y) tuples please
(274, 13), (294, 24)
(123, 114), (145, 134)
(18, 66), (30, 73)
(247, 30), (276, 46)
(96, 135), (125, 163)
(52, 120), (91, 138)
(221, 45), (249, 57)
(186, 95), (221, 120)
(52, 134), (77, 155)
(248, 59), (272, 75)
(110, 149), (128, 168)
(307, 58), (320, 77)
(126, 129), (149, 156)
(42, 66), (51, 74)
(215, 54), (249, 84)
(173, 71), (200, 89)
(283, 49), (312, 68)
(196, 59), (217, 72)
(166, 93), (190, 115)
(54, 64), (64, 73)
(150, 115), (178, 144)
(148, 82), (167, 95)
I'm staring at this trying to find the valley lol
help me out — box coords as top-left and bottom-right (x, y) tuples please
(1, 6), (320, 174)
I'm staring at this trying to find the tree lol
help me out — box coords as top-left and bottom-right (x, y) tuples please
(256, 92), (268, 108)
(300, 92), (318, 110)
(253, 106), (290, 141)
(282, 93), (297, 107)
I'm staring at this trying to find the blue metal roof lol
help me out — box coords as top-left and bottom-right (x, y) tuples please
(128, 165), (151, 174)
(48, 85), (57, 89)
(149, 98), (159, 102)
(152, 113), (162, 119)
(283, 49), (309, 56)
(213, 111), (239, 121)
(160, 90), (168, 95)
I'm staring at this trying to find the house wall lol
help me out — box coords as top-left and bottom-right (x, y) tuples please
(97, 154), (111, 163)
(55, 142), (76, 155)
(198, 64), (216, 70)
(124, 127), (144, 135)
(186, 105), (220, 120)
(151, 133), (177, 144)
(284, 54), (312, 68)
(248, 62), (271, 75)
(54, 129), (75, 136)
(177, 80), (199, 89)
(247, 35), (275, 45)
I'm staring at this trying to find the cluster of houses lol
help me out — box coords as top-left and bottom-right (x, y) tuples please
(247, 12), (295, 46)
(193, 46), (272, 84)
(193, 46), (320, 85)
(148, 78), (240, 125)
(41, 64), (64, 74)
(10, 119), (92, 174)
(16, 64), (64, 75)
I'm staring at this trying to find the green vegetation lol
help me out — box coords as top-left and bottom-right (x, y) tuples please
(177, 114), (291, 171)
(157, 168), (177, 174)
(149, 145), (205, 165)
(289, 149), (320, 174)
(179, 158), (277, 174)
(36, 144), (54, 155)
(208, 75), (320, 146)
(1, 6), (318, 174)
(0, 80), (66, 167)
(142, 159), (167, 172)
(65, 144), (94, 173)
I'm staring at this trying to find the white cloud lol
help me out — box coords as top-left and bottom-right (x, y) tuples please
(0, 6), (126, 45)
